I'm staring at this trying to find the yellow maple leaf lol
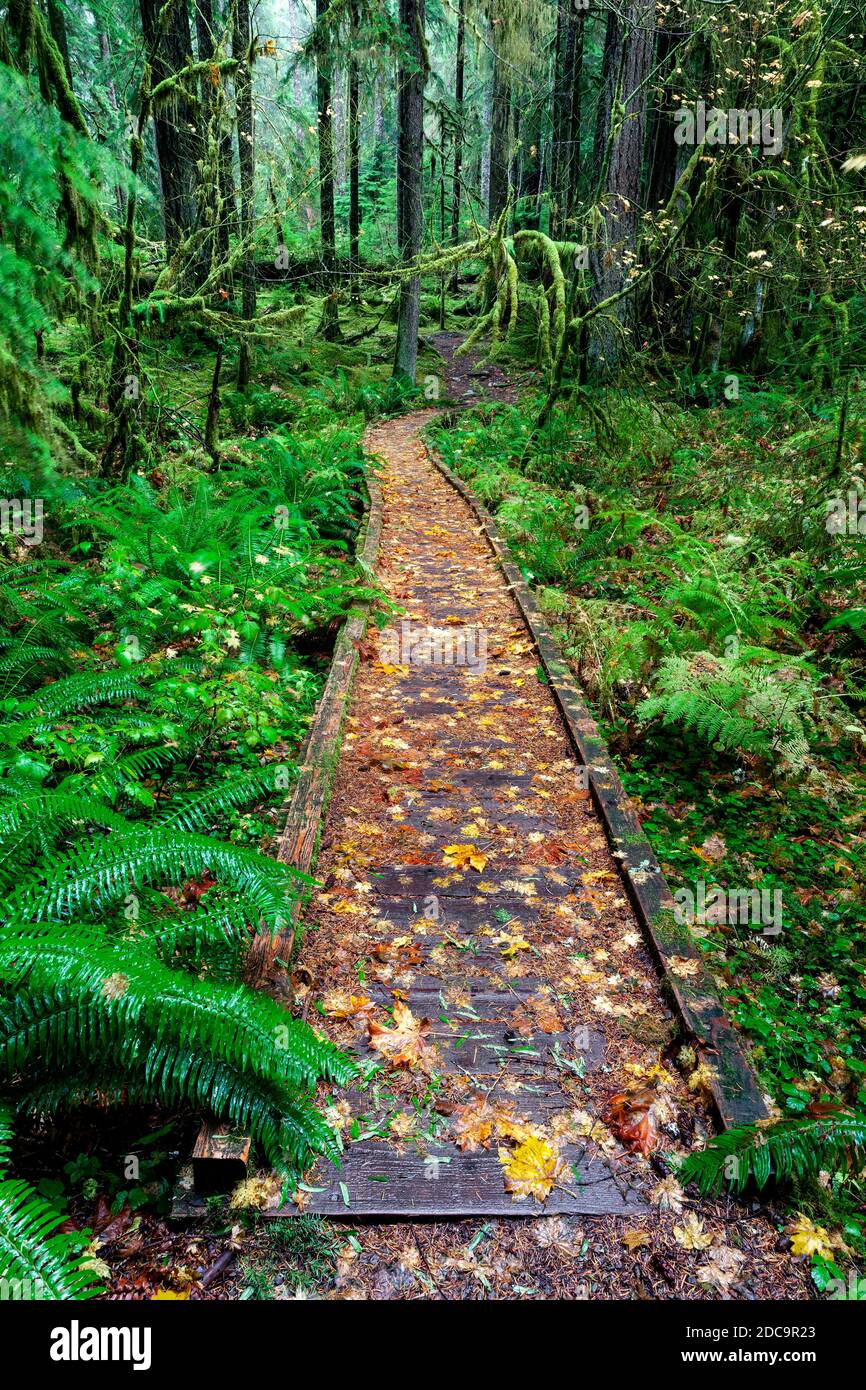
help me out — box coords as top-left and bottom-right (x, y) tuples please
(499, 1135), (566, 1202)
(451, 1094), (498, 1152)
(494, 931), (531, 959)
(669, 954), (701, 979)
(329, 899), (363, 916)
(673, 1213), (715, 1250)
(443, 843), (488, 872)
(151, 1289), (191, 1300)
(788, 1214), (837, 1259)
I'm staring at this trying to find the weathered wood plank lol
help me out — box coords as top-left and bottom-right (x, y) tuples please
(288, 1142), (644, 1217)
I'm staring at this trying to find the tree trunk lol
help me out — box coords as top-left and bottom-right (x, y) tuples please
(194, 0), (221, 272)
(139, 0), (200, 261)
(480, 77), (492, 212)
(392, 0), (426, 382)
(348, 1), (360, 295)
(315, 0), (340, 339)
(449, 0), (465, 289)
(551, 0), (581, 237)
(46, 0), (73, 87)
(488, 53), (510, 225)
(589, 0), (655, 375)
(233, 0), (256, 385)
(517, 104), (542, 231)
(564, 6), (586, 227)
(98, 30), (125, 222)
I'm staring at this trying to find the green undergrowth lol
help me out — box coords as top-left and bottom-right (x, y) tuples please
(0, 331), (388, 1296)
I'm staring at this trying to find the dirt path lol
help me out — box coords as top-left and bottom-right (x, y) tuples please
(288, 402), (810, 1297)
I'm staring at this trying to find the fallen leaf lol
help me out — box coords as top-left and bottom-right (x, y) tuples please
(367, 1000), (437, 1071)
(603, 1087), (662, 1156)
(697, 1245), (745, 1290)
(622, 1229), (651, 1251)
(451, 1094), (498, 1152)
(673, 1213), (715, 1250)
(443, 843), (488, 873)
(322, 990), (373, 1019)
(787, 1213), (838, 1259)
(650, 1175), (685, 1214)
(499, 1135), (566, 1202)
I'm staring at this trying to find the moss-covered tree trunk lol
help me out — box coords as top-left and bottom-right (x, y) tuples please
(194, 0), (226, 268)
(488, 52), (510, 225)
(233, 0), (256, 386)
(348, 0), (360, 297)
(315, 0), (340, 340)
(138, 0), (199, 262)
(392, 0), (425, 382)
(449, 0), (465, 289)
(589, 0), (655, 376)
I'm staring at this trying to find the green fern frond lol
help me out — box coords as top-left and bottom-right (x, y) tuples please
(0, 924), (354, 1169)
(679, 1111), (866, 1195)
(20, 670), (147, 718)
(0, 1178), (101, 1300)
(10, 828), (305, 926)
(0, 1101), (11, 1171)
(158, 767), (280, 834)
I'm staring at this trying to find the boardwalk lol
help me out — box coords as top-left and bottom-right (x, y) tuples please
(297, 410), (707, 1217)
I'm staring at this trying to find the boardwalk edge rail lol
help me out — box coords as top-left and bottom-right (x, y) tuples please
(427, 441), (768, 1132)
(190, 453), (385, 1194)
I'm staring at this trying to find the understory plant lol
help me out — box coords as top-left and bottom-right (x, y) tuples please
(0, 411), (370, 1297)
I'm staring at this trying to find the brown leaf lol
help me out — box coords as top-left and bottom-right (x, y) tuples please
(367, 1000), (437, 1072)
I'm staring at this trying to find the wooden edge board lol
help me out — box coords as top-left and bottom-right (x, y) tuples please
(192, 460), (385, 1186)
(426, 444), (768, 1131)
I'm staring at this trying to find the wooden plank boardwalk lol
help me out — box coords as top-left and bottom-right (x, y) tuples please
(285, 409), (764, 1220)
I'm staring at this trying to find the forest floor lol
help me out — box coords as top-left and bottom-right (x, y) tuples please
(90, 338), (822, 1301)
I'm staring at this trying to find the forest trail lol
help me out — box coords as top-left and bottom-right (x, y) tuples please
(296, 397), (709, 1219)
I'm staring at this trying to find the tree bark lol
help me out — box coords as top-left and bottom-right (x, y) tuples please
(194, 0), (222, 271)
(46, 0), (73, 87)
(233, 0), (256, 385)
(488, 51), (510, 225)
(138, 0), (200, 261)
(392, 0), (426, 381)
(315, 0), (340, 339)
(589, 0), (655, 375)
(449, 0), (465, 289)
(564, 6), (586, 227)
(348, 0), (361, 294)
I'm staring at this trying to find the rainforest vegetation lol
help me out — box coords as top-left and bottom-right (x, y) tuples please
(0, 0), (864, 1306)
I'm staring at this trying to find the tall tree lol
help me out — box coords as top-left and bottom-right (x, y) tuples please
(194, 0), (228, 265)
(315, 0), (340, 339)
(449, 0), (465, 287)
(589, 0), (655, 374)
(138, 0), (199, 261)
(348, 0), (361, 293)
(233, 0), (256, 385)
(392, 0), (426, 381)
(488, 49), (510, 225)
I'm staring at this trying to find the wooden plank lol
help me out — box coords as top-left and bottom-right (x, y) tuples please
(428, 448), (768, 1130)
(281, 1143), (645, 1217)
(192, 1122), (251, 1195)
